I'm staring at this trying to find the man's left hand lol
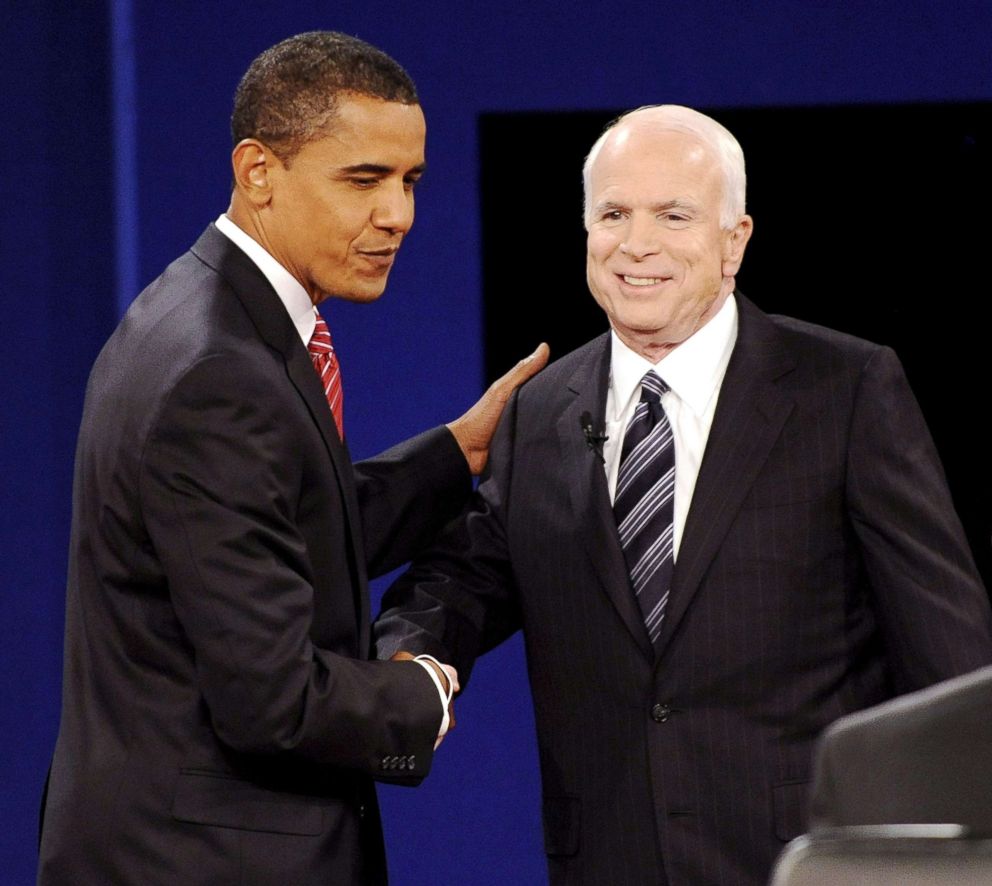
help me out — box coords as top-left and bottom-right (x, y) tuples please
(447, 343), (549, 475)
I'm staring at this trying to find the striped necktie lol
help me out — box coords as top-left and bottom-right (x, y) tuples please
(308, 314), (343, 439)
(613, 371), (675, 649)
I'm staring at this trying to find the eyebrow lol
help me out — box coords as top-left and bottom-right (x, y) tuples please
(594, 198), (698, 214)
(593, 200), (626, 214)
(338, 162), (427, 176)
(653, 199), (697, 213)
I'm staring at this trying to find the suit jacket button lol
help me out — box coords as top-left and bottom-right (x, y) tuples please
(652, 703), (672, 723)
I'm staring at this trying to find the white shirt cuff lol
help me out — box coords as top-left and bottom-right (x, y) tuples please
(412, 655), (458, 748)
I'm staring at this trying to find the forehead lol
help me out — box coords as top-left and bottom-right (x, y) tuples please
(304, 94), (426, 166)
(589, 125), (720, 203)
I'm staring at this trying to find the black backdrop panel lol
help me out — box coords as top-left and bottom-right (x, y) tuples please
(480, 103), (992, 584)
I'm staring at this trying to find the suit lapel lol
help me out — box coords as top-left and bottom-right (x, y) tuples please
(556, 334), (655, 661)
(190, 225), (370, 642)
(282, 343), (373, 650)
(655, 295), (797, 657)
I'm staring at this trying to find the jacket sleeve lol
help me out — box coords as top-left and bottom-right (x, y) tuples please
(354, 426), (471, 578)
(374, 392), (524, 687)
(846, 345), (992, 692)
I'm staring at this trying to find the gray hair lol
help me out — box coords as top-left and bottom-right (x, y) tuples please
(582, 105), (746, 230)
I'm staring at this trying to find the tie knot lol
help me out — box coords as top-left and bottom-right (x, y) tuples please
(309, 314), (333, 356)
(640, 371), (669, 404)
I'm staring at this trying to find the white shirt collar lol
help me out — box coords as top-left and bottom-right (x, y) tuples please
(214, 213), (317, 345)
(608, 294), (739, 420)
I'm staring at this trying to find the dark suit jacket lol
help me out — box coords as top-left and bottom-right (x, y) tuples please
(376, 294), (992, 886)
(809, 663), (992, 834)
(37, 225), (470, 886)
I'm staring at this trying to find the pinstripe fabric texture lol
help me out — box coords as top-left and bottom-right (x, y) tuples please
(376, 294), (992, 886)
(614, 371), (675, 647)
(308, 313), (343, 439)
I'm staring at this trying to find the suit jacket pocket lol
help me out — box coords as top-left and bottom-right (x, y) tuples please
(772, 779), (810, 842)
(543, 795), (580, 857)
(172, 770), (324, 836)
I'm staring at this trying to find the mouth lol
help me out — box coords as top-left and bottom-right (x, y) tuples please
(357, 247), (399, 272)
(617, 273), (672, 288)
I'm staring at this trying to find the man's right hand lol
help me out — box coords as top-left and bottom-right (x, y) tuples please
(391, 650), (459, 745)
(447, 343), (550, 475)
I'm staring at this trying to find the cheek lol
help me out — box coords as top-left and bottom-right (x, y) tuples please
(588, 249), (620, 300)
(317, 198), (366, 247)
(585, 256), (614, 310)
(586, 247), (614, 283)
(587, 229), (618, 262)
(680, 240), (722, 278)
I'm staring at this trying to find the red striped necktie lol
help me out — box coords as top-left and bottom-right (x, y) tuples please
(307, 314), (343, 439)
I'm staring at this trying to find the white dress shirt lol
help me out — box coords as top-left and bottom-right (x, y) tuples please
(214, 213), (454, 741)
(603, 295), (738, 559)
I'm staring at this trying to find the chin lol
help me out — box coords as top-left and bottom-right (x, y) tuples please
(324, 284), (388, 304)
(615, 313), (671, 335)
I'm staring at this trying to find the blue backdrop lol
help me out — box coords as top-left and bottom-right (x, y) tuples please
(4, 1), (991, 883)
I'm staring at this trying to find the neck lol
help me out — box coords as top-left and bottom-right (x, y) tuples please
(225, 197), (321, 306)
(617, 282), (734, 364)
(226, 197), (268, 253)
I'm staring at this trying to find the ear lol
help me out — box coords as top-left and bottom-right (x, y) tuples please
(231, 139), (275, 208)
(721, 215), (753, 277)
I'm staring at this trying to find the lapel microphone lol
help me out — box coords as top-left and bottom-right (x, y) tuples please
(580, 411), (609, 464)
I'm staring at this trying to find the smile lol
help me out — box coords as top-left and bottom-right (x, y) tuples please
(621, 275), (666, 286)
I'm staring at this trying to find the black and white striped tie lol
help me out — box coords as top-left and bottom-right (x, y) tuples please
(614, 371), (675, 649)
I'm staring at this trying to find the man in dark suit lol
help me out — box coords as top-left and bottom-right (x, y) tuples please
(37, 32), (545, 886)
(810, 663), (992, 833)
(375, 105), (992, 885)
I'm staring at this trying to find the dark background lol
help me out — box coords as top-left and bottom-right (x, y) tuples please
(482, 103), (992, 585)
(4, 2), (991, 883)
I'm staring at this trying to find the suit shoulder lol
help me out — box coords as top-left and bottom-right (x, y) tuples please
(754, 311), (905, 387)
(766, 312), (886, 362)
(517, 333), (609, 401)
(131, 249), (240, 341)
(86, 244), (283, 434)
(102, 249), (257, 373)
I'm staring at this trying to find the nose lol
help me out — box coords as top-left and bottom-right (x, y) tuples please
(618, 214), (661, 259)
(371, 180), (415, 234)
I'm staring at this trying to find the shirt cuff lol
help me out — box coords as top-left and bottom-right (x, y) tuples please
(413, 655), (457, 748)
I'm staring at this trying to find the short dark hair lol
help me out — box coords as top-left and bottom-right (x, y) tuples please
(231, 31), (419, 163)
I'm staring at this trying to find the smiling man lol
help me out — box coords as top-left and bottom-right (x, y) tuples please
(375, 105), (992, 885)
(583, 113), (751, 364)
(37, 32), (545, 886)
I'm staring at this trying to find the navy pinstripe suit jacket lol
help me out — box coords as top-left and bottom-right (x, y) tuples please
(377, 293), (992, 886)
